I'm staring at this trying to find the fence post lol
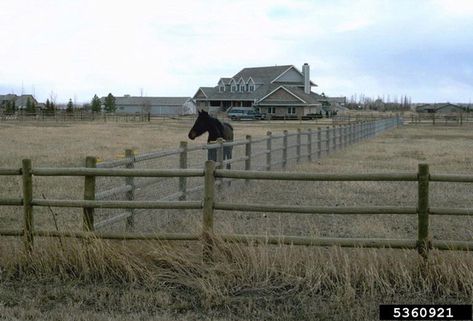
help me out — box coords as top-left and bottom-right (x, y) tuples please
(332, 126), (337, 151)
(83, 156), (96, 231)
(245, 135), (252, 184)
(417, 163), (431, 258)
(22, 159), (34, 254)
(216, 138), (224, 187)
(282, 130), (288, 169)
(317, 128), (322, 159)
(326, 127), (331, 155)
(307, 128), (312, 161)
(179, 141), (188, 200)
(125, 149), (135, 231)
(266, 131), (272, 171)
(296, 128), (301, 163)
(203, 160), (215, 262)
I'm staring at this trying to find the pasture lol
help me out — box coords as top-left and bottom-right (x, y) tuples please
(1, 119), (473, 320)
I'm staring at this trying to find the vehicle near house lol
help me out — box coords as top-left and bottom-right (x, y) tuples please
(227, 108), (266, 120)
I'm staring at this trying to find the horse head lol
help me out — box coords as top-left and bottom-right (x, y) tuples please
(188, 109), (210, 140)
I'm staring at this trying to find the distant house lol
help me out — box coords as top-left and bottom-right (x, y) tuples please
(416, 103), (465, 113)
(101, 95), (196, 116)
(0, 94), (38, 110)
(193, 64), (338, 117)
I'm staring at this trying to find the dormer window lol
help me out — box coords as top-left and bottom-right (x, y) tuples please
(229, 79), (236, 92)
(219, 85), (224, 92)
(247, 78), (255, 92)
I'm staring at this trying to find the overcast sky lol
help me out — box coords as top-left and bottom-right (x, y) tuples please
(1, 0), (472, 104)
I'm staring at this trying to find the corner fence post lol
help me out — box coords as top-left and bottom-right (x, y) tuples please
(266, 131), (272, 171)
(203, 160), (216, 263)
(179, 141), (188, 200)
(245, 135), (252, 184)
(22, 159), (34, 254)
(417, 163), (431, 258)
(125, 149), (136, 231)
(83, 156), (97, 232)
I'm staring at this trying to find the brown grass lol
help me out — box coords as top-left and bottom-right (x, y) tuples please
(2, 119), (473, 320)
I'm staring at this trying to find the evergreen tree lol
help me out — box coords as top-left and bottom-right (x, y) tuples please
(25, 97), (33, 113)
(4, 101), (12, 114)
(103, 93), (116, 113)
(66, 99), (74, 113)
(91, 94), (102, 113)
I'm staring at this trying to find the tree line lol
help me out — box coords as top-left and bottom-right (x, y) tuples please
(2, 93), (117, 114)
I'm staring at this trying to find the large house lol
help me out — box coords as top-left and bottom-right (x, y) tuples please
(101, 95), (196, 116)
(415, 103), (465, 113)
(193, 64), (333, 117)
(0, 94), (38, 110)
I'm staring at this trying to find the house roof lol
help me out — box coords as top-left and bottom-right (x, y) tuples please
(416, 103), (464, 112)
(102, 96), (192, 107)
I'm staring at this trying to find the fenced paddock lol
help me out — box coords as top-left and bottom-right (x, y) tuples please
(91, 117), (402, 231)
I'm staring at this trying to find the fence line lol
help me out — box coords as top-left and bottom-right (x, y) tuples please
(2, 160), (473, 261)
(408, 113), (473, 126)
(90, 116), (402, 229)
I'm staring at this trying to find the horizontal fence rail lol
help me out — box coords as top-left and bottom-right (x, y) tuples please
(2, 156), (473, 260)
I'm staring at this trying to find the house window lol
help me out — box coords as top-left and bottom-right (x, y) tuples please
(249, 85), (255, 91)
(241, 85), (245, 92)
(287, 107), (296, 114)
(231, 86), (236, 92)
(268, 107), (276, 114)
(219, 85), (225, 92)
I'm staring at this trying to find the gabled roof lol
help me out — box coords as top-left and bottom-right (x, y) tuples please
(232, 65), (293, 84)
(103, 96), (191, 106)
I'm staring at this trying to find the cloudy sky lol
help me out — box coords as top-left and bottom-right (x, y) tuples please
(1, 0), (472, 103)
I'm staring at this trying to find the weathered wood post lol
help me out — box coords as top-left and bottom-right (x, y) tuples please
(282, 130), (288, 169)
(417, 163), (431, 258)
(307, 128), (312, 161)
(216, 138), (224, 187)
(339, 125), (343, 149)
(317, 128), (322, 159)
(22, 159), (34, 254)
(332, 126), (337, 151)
(245, 135), (252, 184)
(203, 160), (216, 262)
(266, 131), (272, 171)
(326, 126), (331, 155)
(296, 128), (301, 163)
(179, 141), (188, 200)
(125, 149), (136, 231)
(83, 156), (96, 231)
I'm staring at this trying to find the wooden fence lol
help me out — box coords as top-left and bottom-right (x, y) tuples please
(409, 113), (473, 126)
(92, 117), (402, 229)
(0, 110), (150, 122)
(1, 160), (473, 261)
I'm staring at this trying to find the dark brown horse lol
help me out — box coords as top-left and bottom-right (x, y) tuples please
(188, 110), (233, 167)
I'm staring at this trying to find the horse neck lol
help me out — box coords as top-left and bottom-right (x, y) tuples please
(207, 118), (224, 142)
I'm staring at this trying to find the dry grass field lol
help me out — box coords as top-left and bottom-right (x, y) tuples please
(1, 118), (473, 320)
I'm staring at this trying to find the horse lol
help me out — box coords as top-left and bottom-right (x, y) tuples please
(188, 110), (234, 168)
